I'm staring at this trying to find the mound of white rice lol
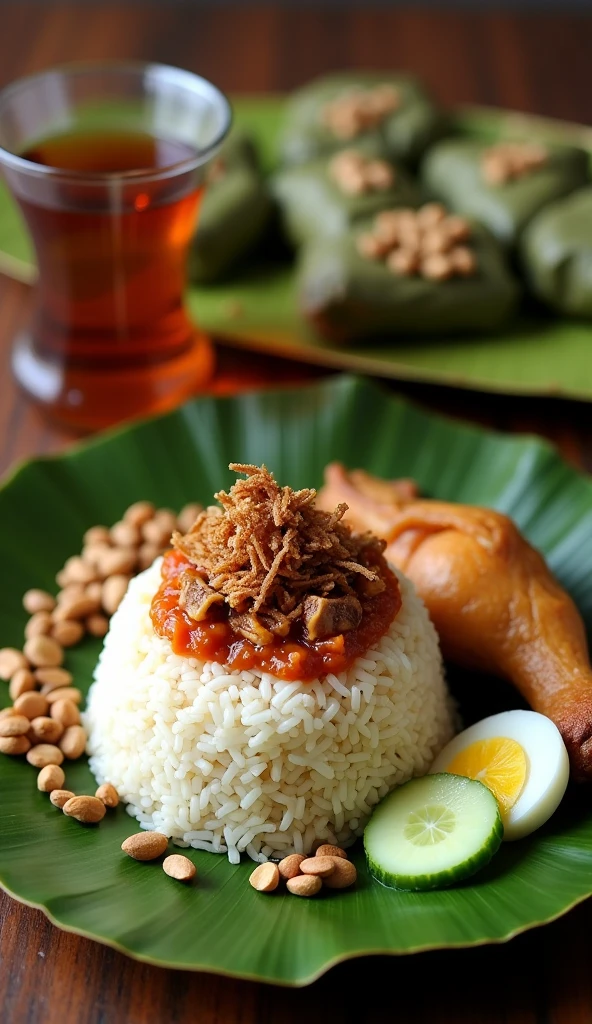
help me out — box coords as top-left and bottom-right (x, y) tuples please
(86, 559), (455, 863)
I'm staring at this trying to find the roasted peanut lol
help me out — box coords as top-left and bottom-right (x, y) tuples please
(0, 714), (31, 737)
(56, 583), (86, 605)
(110, 521), (141, 547)
(421, 253), (453, 281)
(37, 764), (66, 792)
(386, 248), (418, 276)
(322, 858), (357, 889)
(45, 687), (82, 706)
(0, 735), (31, 755)
(9, 668), (36, 701)
(121, 832), (168, 861)
(86, 614), (109, 638)
(0, 648), (29, 681)
(162, 854), (197, 882)
(141, 522), (172, 548)
(422, 229), (451, 256)
(123, 501), (155, 528)
(286, 874), (323, 897)
(83, 525), (111, 547)
(95, 783), (119, 807)
(142, 511), (176, 547)
(177, 504), (202, 534)
(101, 575), (130, 615)
(35, 667), (73, 690)
(28, 716), (64, 745)
(417, 202), (447, 229)
(25, 611), (53, 639)
(26, 743), (64, 768)
(58, 556), (98, 586)
(14, 691), (49, 719)
(445, 215), (471, 243)
(50, 789), (76, 808)
(59, 725), (87, 760)
(63, 796), (106, 823)
(137, 544), (161, 571)
(52, 620), (85, 647)
(81, 544), (111, 571)
(249, 862), (280, 892)
(23, 635), (64, 668)
(23, 589), (56, 614)
(53, 595), (99, 622)
(50, 699), (81, 728)
(314, 844), (348, 860)
(85, 581), (103, 604)
(449, 245), (477, 276)
(299, 856), (336, 878)
(357, 232), (387, 260)
(98, 548), (136, 578)
(278, 853), (306, 880)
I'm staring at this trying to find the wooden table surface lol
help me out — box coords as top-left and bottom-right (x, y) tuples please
(2, 4), (592, 1022)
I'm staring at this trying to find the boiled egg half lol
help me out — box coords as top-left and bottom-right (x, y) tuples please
(430, 709), (569, 841)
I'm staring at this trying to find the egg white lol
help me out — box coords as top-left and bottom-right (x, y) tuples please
(430, 709), (570, 841)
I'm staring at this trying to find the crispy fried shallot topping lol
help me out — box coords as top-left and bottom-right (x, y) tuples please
(173, 464), (386, 643)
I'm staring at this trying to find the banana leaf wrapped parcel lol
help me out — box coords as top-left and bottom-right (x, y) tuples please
(190, 131), (274, 283)
(521, 187), (592, 317)
(421, 137), (588, 248)
(272, 148), (421, 246)
(280, 73), (445, 168)
(297, 204), (520, 342)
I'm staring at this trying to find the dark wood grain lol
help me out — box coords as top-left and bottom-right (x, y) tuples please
(2, 4), (592, 1022)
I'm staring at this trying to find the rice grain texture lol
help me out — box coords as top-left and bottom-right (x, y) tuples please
(86, 560), (454, 863)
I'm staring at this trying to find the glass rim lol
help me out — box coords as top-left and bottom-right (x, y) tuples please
(0, 59), (233, 185)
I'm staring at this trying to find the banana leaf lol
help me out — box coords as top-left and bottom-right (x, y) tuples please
(1, 375), (592, 984)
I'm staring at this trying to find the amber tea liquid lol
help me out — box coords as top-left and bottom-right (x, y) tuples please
(14, 128), (211, 430)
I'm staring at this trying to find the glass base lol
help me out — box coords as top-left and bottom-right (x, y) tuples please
(12, 330), (216, 432)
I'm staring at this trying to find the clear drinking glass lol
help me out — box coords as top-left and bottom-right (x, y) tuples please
(0, 61), (232, 431)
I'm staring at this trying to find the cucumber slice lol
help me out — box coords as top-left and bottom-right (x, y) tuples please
(363, 773), (503, 891)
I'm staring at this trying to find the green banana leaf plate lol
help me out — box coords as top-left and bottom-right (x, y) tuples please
(2, 99), (592, 399)
(1, 375), (592, 985)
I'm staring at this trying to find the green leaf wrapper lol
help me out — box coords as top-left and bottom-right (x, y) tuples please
(297, 221), (520, 342)
(520, 186), (592, 317)
(421, 138), (589, 248)
(190, 131), (274, 283)
(279, 73), (446, 168)
(272, 156), (421, 246)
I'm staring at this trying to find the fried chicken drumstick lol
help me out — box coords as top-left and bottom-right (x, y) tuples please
(319, 463), (592, 781)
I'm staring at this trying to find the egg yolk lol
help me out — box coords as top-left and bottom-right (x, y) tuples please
(446, 737), (527, 816)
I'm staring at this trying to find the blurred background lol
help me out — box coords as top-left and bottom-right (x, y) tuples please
(1, 0), (592, 446)
(1, 0), (590, 125)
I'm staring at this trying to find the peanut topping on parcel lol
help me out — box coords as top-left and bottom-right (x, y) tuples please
(357, 204), (476, 282)
(328, 149), (395, 196)
(481, 141), (548, 185)
(321, 84), (401, 140)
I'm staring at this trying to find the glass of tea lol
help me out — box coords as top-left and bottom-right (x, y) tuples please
(0, 62), (232, 431)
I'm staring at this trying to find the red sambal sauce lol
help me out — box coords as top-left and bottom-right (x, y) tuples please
(150, 549), (402, 682)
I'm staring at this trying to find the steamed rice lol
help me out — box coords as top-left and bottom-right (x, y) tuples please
(86, 558), (455, 863)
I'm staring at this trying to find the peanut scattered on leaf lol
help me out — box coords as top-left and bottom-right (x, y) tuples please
(163, 854), (197, 883)
(37, 764), (66, 792)
(121, 832), (168, 861)
(249, 862), (280, 893)
(286, 874), (323, 897)
(63, 796), (106, 823)
(95, 783), (119, 808)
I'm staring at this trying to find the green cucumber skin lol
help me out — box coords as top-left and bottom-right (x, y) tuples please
(363, 774), (504, 891)
(364, 813), (503, 892)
